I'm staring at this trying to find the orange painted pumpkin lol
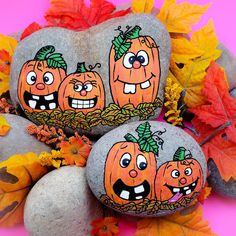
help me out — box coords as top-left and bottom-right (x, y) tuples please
(17, 45), (67, 112)
(58, 62), (105, 114)
(109, 25), (161, 107)
(104, 141), (157, 205)
(155, 147), (203, 203)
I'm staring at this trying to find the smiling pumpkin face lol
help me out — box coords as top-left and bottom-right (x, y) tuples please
(155, 147), (204, 203)
(104, 141), (157, 205)
(58, 62), (105, 114)
(109, 26), (160, 107)
(17, 45), (67, 112)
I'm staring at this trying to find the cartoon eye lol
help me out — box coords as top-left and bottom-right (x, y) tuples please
(74, 84), (83, 92)
(171, 170), (180, 178)
(84, 83), (93, 92)
(43, 72), (54, 85)
(120, 153), (131, 168)
(26, 71), (37, 85)
(137, 50), (149, 66)
(137, 154), (147, 170)
(185, 167), (192, 176)
(123, 52), (136, 69)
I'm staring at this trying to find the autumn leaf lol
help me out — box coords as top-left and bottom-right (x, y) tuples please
(0, 115), (11, 136)
(170, 21), (222, 108)
(158, 0), (210, 33)
(131, 0), (154, 13)
(45, 0), (130, 31)
(0, 152), (48, 227)
(20, 22), (42, 40)
(197, 185), (212, 205)
(135, 205), (216, 236)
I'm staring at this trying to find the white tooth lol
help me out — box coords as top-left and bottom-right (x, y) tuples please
(124, 83), (136, 94)
(77, 104), (83, 109)
(49, 103), (56, 109)
(78, 100), (83, 105)
(184, 187), (189, 190)
(32, 95), (39, 100)
(140, 80), (151, 89)
(173, 188), (180, 193)
(84, 100), (90, 105)
(45, 94), (54, 101)
(186, 190), (192, 195)
(192, 183), (196, 186)
(40, 105), (46, 110)
(29, 100), (37, 109)
(120, 190), (130, 200)
(135, 196), (143, 200)
(83, 104), (90, 108)
(134, 185), (144, 194)
(72, 104), (77, 108)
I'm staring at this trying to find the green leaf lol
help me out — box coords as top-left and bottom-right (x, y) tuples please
(125, 25), (141, 40)
(136, 122), (152, 139)
(47, 53), (67, 70)
(112, 35), (132, 61)
(124, 133), (138, 143)
(138, 136), (159, 155)
(34, 45), (55, 60)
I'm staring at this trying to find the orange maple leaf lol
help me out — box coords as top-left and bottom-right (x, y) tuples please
(0, 49), (11, 75)
(20, 22), (42, 40)
(135, 205), (216, 236)
(190, 61), (236, 142)
(45, 0), (130, 31)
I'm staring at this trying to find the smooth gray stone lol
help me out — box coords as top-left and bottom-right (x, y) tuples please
(86, 121), (207, 217)
(208, 160), (236, 198)
(10, 14), (171, 137)
(24, 166), (103, 236)
(0, 114), (50, 162)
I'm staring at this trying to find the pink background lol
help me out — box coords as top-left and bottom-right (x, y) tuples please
(0, 0), (236, 235)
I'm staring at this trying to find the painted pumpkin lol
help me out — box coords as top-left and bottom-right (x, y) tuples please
(109, 25), (161, 107)
(104, 141), (157, 205)
(18, 45), (67, 112)
(58, 62), (105, 114)
(155, 147), (204, 203)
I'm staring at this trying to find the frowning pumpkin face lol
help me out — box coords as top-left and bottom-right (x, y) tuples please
(104, 141), (157, 205)
(109, 26), (161, 107)
(17, 45), (67, 112)
(58, 62), (105, 114)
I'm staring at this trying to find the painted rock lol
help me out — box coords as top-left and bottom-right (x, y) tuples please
(0, 114), (50, 162)
(10, 14), (171, 136)
(24, 166), (103, 236)
(86, 121), (207, 217)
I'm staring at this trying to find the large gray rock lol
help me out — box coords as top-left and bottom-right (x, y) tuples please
(86, 121), (207, 217)
(10, 14), (171, 137)
(208, 160), (236, 198)
(0, 114), (50, 162)
(24, 166), (103, 236)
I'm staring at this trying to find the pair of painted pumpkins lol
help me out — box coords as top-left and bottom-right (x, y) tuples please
(104, 143), (203, 205)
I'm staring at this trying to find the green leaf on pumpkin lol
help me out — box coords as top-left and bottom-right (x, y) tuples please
(47, 53), (67, 70)
(125, 25), (141, 40)
(124, 133), (138, 143)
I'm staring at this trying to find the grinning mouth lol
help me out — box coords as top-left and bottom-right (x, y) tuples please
(165, 178), (199, 203)
(113, 179), (150, 201)
(24, 91), (58, 110)
(68, 96), (97, 109)
(117, 73), (156, 94)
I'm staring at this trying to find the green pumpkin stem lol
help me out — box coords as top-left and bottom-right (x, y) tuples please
(76, 62), (88, 73)
(34, 45), (55, 60)
(173, 147), (186, 161)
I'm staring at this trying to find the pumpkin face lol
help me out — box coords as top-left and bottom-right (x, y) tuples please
(104, 142), (157, 205)
(109, 30), (160, 107)
(17, 46), (67, 112)
(58, 63), (105, 114)
(155, 158), (203, 203)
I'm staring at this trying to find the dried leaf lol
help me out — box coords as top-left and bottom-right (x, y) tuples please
(131, 0), (154, 13)
(0, 115), (11, 136)
(170, 21), (221, 108)
(45, 0), (130, 31)
(197, 186), (212, 205)
(0, 152), (47, 227)
(158, 0), (210, 33)
(20, 22), (42, 40)
(135, 205), (216, 236)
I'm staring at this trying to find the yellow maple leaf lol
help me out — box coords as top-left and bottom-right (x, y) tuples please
(131, 0), (154, 13)
(135, 205), (216, 236)
(158, 0), (210, 33)
(0, 152), (47, 227)
(170, 20), (222, 108)
(0, 114), (11, 136)
(0, 72), (10, 96)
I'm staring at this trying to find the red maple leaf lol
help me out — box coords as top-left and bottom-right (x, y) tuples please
(20, 22), (43, 40)
(45, 0), (131, 31)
